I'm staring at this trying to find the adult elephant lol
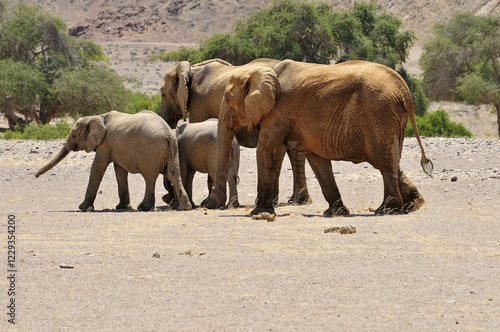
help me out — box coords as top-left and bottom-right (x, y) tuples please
(160, 58), (312, 206)
(35, 111), (192, 212)
(209, 60), (433, 216)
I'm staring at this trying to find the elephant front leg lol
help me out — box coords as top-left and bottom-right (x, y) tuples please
(79, 155), (109, 211)
(306, 154), (349, 217)
(114, 163), (132, 210)
(287, 149), (312, 205)
(251, 144), (287, 216)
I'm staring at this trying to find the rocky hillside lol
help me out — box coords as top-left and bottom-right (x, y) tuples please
(11, 0), (500, 45)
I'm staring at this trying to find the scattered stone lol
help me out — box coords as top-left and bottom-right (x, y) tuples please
(251, 212), (276, 222)
(324, 225), (356, 234)
(152, 252), (160, 258)
(451, 176), (458, 182)
(59, 263), (74, 269)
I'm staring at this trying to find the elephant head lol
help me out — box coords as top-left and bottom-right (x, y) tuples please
(222, 66), (279, 133)
(160, 61), (191, 129)
(35, 116), (106, 177)
(207, 66), (280, 208)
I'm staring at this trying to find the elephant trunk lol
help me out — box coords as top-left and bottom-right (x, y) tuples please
(35, 144), (70, 178)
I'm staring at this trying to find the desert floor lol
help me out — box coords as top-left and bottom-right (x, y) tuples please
(1, 137), (499, 331)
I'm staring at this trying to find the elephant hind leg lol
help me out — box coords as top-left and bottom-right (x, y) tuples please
(165, 161), (192, 211)
(399, 169), (425, 213)
(375, 169), (404, 215)
(114, 163), (132, 210)
(137, 174), (157, 212)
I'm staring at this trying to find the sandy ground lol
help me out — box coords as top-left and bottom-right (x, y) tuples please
(0, 137), (499, 331)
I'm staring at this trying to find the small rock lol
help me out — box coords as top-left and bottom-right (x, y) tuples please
(152, 252), (160, 258)
(251, 212), (276, 222)
(451, 176), (458, 182)
(324, 225), (356, 234)
(59, 263), (74, 269)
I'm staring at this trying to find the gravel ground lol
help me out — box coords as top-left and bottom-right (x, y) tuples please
(1, 137), (499, 331)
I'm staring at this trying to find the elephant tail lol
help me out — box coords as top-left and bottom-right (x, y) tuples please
(405, 98), (433, 178)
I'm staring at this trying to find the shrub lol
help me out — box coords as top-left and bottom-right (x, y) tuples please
(3, 121), (72, 140)
(406, 109), (472, 138)
(126, 92), (162, 114)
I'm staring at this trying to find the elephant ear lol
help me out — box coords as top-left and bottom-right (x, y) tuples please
(244, 67), (279, 131)
(85, 116), (106, 153)
(176, 61), (191, 118)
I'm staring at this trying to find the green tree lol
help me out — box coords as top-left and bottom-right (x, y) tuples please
(420, 12), (500, 137)
(163, 1), (414, 68)
(161, 1), (427, 115)
(0, 4), (127, 128)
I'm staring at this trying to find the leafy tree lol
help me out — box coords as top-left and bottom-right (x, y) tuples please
(0, 59), (47, 127)
(163, 1), (414, 68)
(52, 66), (129, 117)
(0, 4), (127, 128)
(420, 12), (500, 137)
(161, 1), (427, 115)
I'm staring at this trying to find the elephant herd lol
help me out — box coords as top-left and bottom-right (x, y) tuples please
(35, 58), (433, 216)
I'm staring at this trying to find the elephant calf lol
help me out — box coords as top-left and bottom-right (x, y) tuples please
(35, 110), (192, 212)
(164, 119), (240, 208)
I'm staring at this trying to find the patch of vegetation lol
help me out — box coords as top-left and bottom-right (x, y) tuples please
(127, 92), (162, 114)
(3, 121), (72, 140)
(420, 11), (500, 137)
(406, 109), (472, 138)
(157, 1), (414, 68)
(0, 3), (128, 129)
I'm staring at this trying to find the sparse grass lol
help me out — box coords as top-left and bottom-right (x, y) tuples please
(2, 121), (72, 140)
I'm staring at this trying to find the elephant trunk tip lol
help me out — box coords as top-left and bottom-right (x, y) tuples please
(35, 172), (40, 178)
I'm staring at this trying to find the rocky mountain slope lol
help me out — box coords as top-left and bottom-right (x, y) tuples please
(11, 0), (500, 45)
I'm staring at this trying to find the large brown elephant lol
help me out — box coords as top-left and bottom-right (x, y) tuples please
(160, 58), (312, 206)
(35, 111), (192, 212)
(209, 60), (433, 216)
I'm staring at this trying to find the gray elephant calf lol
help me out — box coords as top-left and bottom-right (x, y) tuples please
(164, 119), (240, 208)
(35, 110), (192, 212)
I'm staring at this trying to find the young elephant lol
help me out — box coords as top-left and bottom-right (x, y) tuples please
(164, 119), (240, 208)
(35, 110), (192, 212)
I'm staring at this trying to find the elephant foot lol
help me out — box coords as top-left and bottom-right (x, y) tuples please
(287, 190), (313, 205)
(251, 205), (275, 216)
(116, 203), (133, 210)
(176, 200), (192, 211)
(204, 187), (226, 209)
(323, 200), (350, 217)
(79, 201), (94, 212)
(227, 196), (240, 209)
(372, 196), (403, 215)
(402, 187), (426, 213)
(162, 193), (173, 205)
(137, 202), (154, 212)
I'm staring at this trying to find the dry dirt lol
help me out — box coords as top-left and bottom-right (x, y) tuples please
(1, 137), (499, 331)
